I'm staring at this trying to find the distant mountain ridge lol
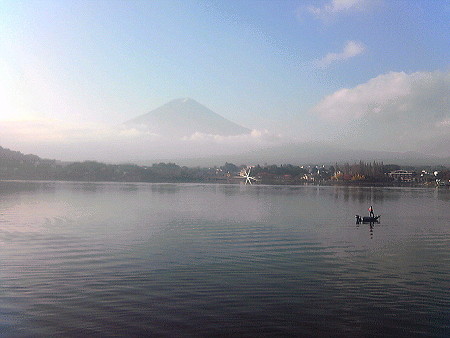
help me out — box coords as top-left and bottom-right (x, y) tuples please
(125, 98), (250, 137)
(0, 146), (42, 163)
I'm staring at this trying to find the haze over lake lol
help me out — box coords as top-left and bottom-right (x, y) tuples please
(1, 181), (448, 336)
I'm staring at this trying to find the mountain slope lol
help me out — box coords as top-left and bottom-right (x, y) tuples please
(124, 98), (250, 137)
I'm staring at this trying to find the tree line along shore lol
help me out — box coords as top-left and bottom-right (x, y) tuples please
(0, 146), (449, 186)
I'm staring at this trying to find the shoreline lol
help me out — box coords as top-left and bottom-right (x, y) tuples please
(1, 178), (446, 188)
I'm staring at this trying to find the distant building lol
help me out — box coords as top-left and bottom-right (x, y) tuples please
(388, 170), (415, 182)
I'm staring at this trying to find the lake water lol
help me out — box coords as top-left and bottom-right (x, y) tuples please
(0, 181), (449, 337)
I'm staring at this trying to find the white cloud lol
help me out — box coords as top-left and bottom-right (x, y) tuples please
(117, 126), (161, 138)
(315, 41), (365, 68)
(438, 119), (450, 127)
(307, 0), (368, 19)
(311, 70), (450, 155)
(313, 71), (448, 122)
(181, 129), (281, 143)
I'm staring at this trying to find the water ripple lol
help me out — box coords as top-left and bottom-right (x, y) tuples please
(1, 182), (449, 336)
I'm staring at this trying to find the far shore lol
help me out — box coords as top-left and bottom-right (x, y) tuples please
(1, 178), (447, 189)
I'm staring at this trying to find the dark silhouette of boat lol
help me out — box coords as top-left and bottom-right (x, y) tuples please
(356, 205), (380, 224)
(355, 215), (380, 224)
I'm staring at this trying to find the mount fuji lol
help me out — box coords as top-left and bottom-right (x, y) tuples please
(124, 98), (250, 137)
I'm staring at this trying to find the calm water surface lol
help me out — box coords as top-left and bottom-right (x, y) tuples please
(0, 181), (449, 337)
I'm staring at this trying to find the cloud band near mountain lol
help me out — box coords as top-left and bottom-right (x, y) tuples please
(311, 70), (450, 155)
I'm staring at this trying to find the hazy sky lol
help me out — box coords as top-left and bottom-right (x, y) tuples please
(0, 0), (449, 161)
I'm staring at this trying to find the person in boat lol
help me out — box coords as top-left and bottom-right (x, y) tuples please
(369, 206), (374, 218)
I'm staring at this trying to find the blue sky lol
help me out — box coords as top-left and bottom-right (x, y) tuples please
(0, 0), (449, 161)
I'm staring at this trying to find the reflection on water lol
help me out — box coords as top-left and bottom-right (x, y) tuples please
(0, 181), (449, 336)
(356, 222), (378, 240)
(332, 186), (402, 203)
(150, 183), (182, 194)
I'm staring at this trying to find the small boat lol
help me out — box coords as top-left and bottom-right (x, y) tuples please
(355, 215), (380, 224)
(356, 205), (380, 224)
